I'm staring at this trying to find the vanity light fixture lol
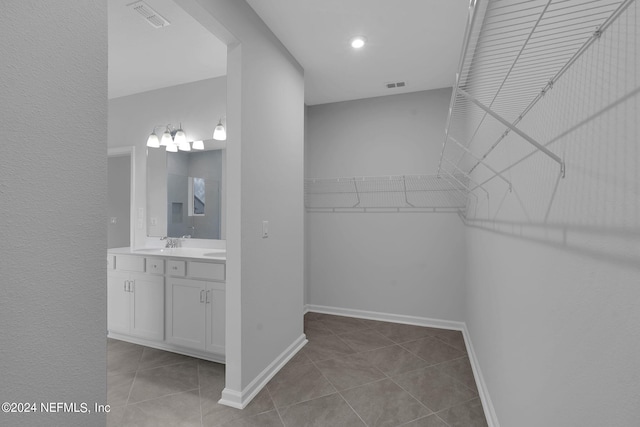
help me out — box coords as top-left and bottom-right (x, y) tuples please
(350, 36), (367, 49)
(147, 124), (195, 151)
(192, 140), (204, 150)
(174, 124), (190, 151)
(213, 118), (226, 141)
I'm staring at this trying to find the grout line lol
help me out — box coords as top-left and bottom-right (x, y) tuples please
(125, 387), (201, 407)
(336, 389), (370, 427)
(265, 387), (287, 427)
(307, 353), (370, 427)
(197, 364), (204, 427)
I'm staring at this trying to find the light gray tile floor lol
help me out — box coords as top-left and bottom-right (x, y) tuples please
(107, 313), (488, 426)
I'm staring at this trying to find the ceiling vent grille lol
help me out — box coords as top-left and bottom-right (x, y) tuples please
(128, 1), (170, 28)
(386, 81), (407, 89)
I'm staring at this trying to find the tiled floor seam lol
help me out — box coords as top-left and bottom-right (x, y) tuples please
(336, 389), (370, 427)
(386, 374), (437, 414)
(126, 387), (201, 407)
(124, 370), (137, 406)
(265, 387), (287, 427)
(314, 356), (435, 427)
(198, 386), (204, 427)
(435, 394), (483, 417)
(431, 364), (480, 395)
(309, 358), (371, 425)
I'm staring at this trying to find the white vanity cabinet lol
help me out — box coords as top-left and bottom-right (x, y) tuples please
(107, 255), (164, 341)
(166, 261), (226, 355)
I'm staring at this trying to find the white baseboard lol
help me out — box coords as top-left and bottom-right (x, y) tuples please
(304, 304), (499, 427)
(460, 324), (500, 427)
(305, 304), (465, 331)
(218, 333), (308, 409)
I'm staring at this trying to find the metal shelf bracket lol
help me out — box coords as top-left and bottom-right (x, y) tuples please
(457, 88), (565, 178)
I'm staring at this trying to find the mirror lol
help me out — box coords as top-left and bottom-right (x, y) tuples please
(147, 140), (225, 240)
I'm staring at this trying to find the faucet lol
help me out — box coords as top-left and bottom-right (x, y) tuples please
(181, 235), (191, 239)
(161, 237), (180, 248)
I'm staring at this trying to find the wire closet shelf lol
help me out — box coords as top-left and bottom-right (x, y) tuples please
(437, 0), (635, 213)
(306, 0), (636, 214)
(304, 175), (469, 212)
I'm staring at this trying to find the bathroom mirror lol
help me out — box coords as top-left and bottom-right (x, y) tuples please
(147, 139), (226, 240)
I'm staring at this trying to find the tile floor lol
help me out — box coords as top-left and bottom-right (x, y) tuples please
(107, 312), (488, 426)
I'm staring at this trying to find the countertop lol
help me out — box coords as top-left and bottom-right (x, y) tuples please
(108, 247), (226, 261)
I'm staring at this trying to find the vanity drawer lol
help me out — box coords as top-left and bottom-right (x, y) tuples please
(115, 255), (144, 272)
(146, 258), (164, 275)
(188, 261), (225, 281)
(167, 260), (186, 277)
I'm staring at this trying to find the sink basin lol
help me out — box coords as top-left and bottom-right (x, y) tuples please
(134, 248), (173, 253)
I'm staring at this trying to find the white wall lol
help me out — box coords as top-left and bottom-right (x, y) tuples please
(0, 1), (107, 426)
(108, 76), (227, 247)
(306, 89), (467, 322)
(464, 3), (640, 425)
(108, 155), (131, 248)
(175, 0), (305, 406)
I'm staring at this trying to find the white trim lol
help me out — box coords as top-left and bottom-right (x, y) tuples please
(461, 323), (500, 427)
(305, 304), (465, 331)
(304, 304), (500, 427)
(218, 333), (308, 409)
(108, 146), (136, 248)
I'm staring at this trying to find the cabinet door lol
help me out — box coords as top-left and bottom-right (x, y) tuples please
(107, 270), (130, 335)
(130, 273), (164, 341)
(205, 285), (225, 355)
(166, 278), (206, 350)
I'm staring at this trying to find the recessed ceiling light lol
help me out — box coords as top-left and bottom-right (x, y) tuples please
(350, 36), (367, 49)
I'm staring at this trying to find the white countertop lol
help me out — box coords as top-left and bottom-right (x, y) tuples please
(109, 247), (226, 261)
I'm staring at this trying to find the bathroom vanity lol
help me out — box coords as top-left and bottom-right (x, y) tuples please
(107, 247), (226, 363)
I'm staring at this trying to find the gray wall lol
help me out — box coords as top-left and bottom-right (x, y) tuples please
(175, 0), (305, 405)
(108, 155), (131, 248)
(109, 76), (227, 246)
(305, 89), (467, 322)
(0, 1), (107, 426)
(464, 3), (640, 425)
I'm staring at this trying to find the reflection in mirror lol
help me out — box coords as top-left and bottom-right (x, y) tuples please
(192, 177), (206, 215)
(147, 140), (225, 240)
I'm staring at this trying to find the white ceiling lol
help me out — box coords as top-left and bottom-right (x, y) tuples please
(108, 0), (227, 99)
(108, 0), (469, 105)
(246, 0), (469, 105)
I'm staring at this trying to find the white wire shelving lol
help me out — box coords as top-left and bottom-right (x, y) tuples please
(305, 0), (636, 215)
(304, 175), (469, 212)
(437, 0), (635, 214)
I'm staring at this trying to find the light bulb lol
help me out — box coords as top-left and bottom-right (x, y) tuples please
(213, 120), (226, 141)
(160, 130), (173, 146)
(146, 131), (160, 148)
(174, 126), (187, 146)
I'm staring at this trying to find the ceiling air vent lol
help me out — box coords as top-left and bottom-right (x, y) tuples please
(385, 81), (407, 89)
(128, 1), (170, 29)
